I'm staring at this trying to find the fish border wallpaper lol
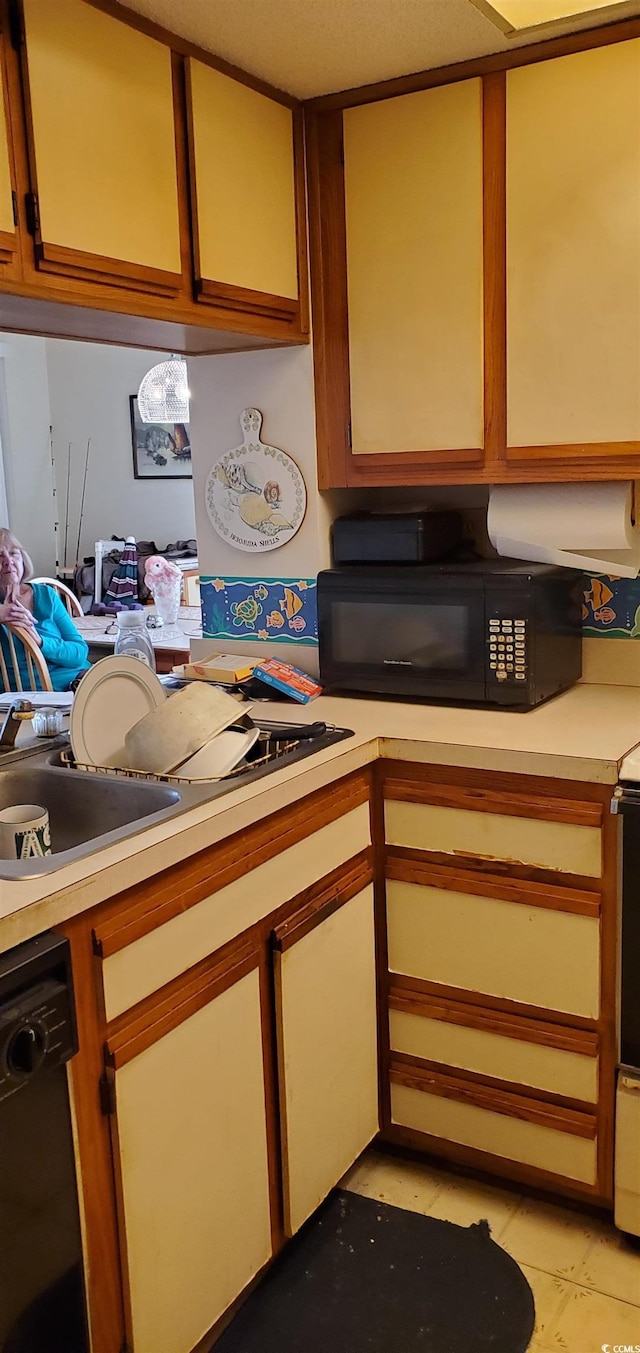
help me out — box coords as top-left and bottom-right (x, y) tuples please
(582, 574), (640, 637)
(200, 577), (318, 646)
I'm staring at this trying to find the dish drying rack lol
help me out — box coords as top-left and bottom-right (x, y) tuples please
(59, 726), (300, 786)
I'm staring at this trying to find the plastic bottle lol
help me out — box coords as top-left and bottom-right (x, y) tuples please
(113, 611), (156, 671)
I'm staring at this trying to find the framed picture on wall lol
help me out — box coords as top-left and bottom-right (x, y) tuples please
(129, 395), (192, 480)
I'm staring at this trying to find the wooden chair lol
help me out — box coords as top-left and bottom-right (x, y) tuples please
(31, 577), (84, 618)
(0, 624), (54, 692)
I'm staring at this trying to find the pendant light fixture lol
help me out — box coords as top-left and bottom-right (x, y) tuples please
(137, 355), (190, 424)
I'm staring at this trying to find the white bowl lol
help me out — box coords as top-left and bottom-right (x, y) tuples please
(175, 726), (260, 780)
(123, 682), (249, 774)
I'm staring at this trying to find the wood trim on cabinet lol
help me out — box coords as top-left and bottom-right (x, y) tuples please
(388, 987), (599, 1058)
(105, 936), (259, 1068)
(507, 440), (640, 461)
(292, 105), (310, 336)
(383, 775), (604, 828)
(383, 1122), (605, 1204)
(306, 14), (640, 110)
(391, 972), (599, 1034)
(272, 848), (374, 950)
(195, 277), (300, 323)
(386, 844), (604, 896)
(390, 1062), (597, 1139)
(381, 759), (612, 806)
(34, 241), (184, 297)
(392, 1050), (596, 1119)
(58, 914), (127, 1353)
(482, 71), (507, 471)
(385, 852), (601, 918)
(305, 106), (351, 488)
(92, 769), (372, 957)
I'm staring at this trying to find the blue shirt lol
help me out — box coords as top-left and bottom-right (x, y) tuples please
(0, 584), (90, 692)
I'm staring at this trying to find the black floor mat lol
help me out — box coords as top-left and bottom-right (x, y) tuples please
(215, 1188), (535, 1353)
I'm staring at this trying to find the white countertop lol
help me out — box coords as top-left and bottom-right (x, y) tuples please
(0, 682), (638, 950)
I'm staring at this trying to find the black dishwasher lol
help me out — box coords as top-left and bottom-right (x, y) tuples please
(0, 932), (89, 1353)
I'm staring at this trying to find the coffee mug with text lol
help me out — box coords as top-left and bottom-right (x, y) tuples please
(0, 805), (52, 860)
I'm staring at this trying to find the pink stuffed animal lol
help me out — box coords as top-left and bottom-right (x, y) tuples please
(144, 555), (182, 626)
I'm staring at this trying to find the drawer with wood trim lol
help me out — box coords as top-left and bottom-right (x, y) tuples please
(383, 766), (604, 877)
(386, 872), (600, 1018)
(389, 989), (599, 1103)
(390, 1064), (598, 1187)
(93, 771), (372, 1022)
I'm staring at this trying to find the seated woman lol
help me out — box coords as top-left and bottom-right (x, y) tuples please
(0, 529), (90, 691)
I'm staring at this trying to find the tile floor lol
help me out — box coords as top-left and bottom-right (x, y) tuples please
(340, 1148), (640, 1352)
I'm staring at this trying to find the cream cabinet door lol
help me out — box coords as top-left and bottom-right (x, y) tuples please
(274, 884), (379, 1236)
(343, 79), (484, 458)
(187, 58), (300, 317)
(507, 40), (640, 450)
(21, 0), (183, 293)
(113, 964), (272, 1353)
(0, 17), (17, 272)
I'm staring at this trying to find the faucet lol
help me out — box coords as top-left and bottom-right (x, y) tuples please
(0, 700), (35, 752)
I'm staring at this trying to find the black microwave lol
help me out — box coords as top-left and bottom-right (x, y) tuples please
(317, 560), (583, 709)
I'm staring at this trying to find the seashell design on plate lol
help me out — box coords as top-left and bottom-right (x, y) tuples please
(205, 409), (306, 553)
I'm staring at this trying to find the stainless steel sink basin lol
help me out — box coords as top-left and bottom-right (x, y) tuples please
(0, 721), (354, 880)
(0, 767), (180, 854)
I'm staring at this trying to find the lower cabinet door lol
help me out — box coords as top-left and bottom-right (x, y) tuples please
(112, 965), (272, 1353)
(274, 884), (379, 1236)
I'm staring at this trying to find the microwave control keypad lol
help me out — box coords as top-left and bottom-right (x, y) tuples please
(488, 619), (527, 682)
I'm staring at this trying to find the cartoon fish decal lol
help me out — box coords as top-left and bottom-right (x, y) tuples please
(581, 604), (589, 620)
(593, 606), (616, 624)
(288, 616), (306, 632)
(584, 578), (614, 611)
(267, 610), (285, 629)
(279, 587), (303, 619)
(254, 584), (268, 600)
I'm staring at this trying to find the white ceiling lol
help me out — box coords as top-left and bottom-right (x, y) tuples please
(122, 0), (640, 98)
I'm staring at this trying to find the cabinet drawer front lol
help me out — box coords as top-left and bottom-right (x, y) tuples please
(343, 78), (483, 454)
(189, 59), (298, 299)
(389, 1008), (598, 1103)
(103, 804), (371, 1020)
(276, 884), (379, 1236)
(385, 799), (601, 877)
(23, 0), (181, 274)
(115, 967), (271, 1353)
(387, 879), (599, 1018)
(391, 1082), (597, 1184)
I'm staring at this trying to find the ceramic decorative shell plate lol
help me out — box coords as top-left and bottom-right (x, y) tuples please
(205, 408), (306, 553)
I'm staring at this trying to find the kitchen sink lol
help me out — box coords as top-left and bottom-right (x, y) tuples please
(0, 721), (354, 880)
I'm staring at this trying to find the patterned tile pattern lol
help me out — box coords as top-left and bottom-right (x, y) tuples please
(341, 1149), (640, 1351)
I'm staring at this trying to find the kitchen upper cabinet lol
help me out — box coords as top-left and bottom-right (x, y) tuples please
(342, 80), (484, 465)
(0, 8), (18, 274)
(186, 57), (305, 329)
(107, 945), (272, 1353)
(506, 40), (640, 462)
(19, 0), (184, 295)
(273, 881), (379, 1236)
(308, 31), (640, 487)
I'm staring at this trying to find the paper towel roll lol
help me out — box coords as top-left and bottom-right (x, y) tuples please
(487, 482), (640, 578)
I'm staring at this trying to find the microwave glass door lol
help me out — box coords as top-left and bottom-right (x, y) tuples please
(320, 584), (486, 700)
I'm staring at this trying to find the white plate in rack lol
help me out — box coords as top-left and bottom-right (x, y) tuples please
(70, 656), (165, 768)
(175, 725), (260, 780)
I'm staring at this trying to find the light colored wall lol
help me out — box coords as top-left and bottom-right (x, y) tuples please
(0, 334), (55, 574)
(189, 344), (332, 672)
(46, 339), (196, 566)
